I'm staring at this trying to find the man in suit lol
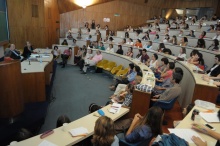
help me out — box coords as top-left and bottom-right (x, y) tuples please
(9, 44), (23, 60)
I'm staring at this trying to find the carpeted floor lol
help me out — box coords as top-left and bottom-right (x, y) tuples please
(40, 65), (114, 132)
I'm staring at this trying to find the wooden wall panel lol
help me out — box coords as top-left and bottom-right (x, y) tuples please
(7, 0), (59, 50)
(60, 1), (161, 37)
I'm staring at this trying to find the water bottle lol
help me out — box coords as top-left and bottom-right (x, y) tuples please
(40, 55), (42, 64)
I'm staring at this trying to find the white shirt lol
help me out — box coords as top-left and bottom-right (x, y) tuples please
(178, 53), (187, 60)
(149, 60), (158, 68)
(106, 47), (114, 53)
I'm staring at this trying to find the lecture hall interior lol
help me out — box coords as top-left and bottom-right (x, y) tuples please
(1, 0), (220, 145)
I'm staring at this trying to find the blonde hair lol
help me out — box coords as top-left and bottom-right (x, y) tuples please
(91, 116), (115, 146)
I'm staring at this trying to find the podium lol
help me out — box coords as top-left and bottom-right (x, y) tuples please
(0, 60), (24, 118)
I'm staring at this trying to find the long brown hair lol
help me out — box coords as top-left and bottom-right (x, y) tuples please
(132, 106), (163, 137)
(91, 116), (115, 146)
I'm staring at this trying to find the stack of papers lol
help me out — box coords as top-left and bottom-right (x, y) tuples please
(109, 103), (122, 114)
(69, 127), (88, 137)
(200, 112), (220, 122)
(168, 129), (204, 143)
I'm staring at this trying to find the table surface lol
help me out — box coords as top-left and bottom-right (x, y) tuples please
(21, 49), (53, 73)
(176, 106), (220, 146)
(15, 104), (129, 146)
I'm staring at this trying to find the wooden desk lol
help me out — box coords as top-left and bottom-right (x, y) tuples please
(21, 49), (53, 103)
(16, 104), (129, 146)
(176, 106), (219, 146)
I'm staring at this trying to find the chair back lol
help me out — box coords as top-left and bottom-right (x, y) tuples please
(153, 97), (178, 110)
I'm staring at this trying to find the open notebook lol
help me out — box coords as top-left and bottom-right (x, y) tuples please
(69, 127), (89, 137)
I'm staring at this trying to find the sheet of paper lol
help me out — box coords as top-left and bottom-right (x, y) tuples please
(38, 140), (57, 146)
(200, 112), (220, 123)
(69, 127), (88, 136)
(109, 103), (122, 114)
(168, 128), (203, 143)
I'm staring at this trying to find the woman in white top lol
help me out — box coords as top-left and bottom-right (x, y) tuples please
(147, 53), (159, 69)
(162, 34), (170, 43)
(126, 38), (134, 45)
(177, 47), (187, 61)
(125, 47), (133, 58)
(106, 44), (114, 53)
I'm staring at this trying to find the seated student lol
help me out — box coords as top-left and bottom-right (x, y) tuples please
(76, 33), (82, 40)
(22, 41), (34, 59)
(121, 106), (163, 145)
(153, 67), (183, 96)
(157, 43), (166, 52)
(169, 35), (178, 45)
(72, 39), (77, 46)
(207, 25), (215, 33)
(138, 48), (148, 63)
(212, 31), (220, 41)
(156, 62), (175, 84)
(121, 84), (134, 107)
(56, 115), (71, 128)
(198, 31), (206, 39)
(162, 34), (170, 44)
(92, 116), (119, 146)
(191, 110), (220, 146)
(78, 49), (93, 71)
(178, 29), (184, 37)
(186, 30), (195, 38)
(196, 24), (203, 32)
(92, 41), (99, 49)
(206, 54), (220, 77)
(108, 37), (114, 43)
(178, 37), (188, 47)
(151, 72), (183, 102)
(126, 38), (134, 45)
(147, 53), (159, 70)
(142, 32), (150, 41)
(135, 50), (142, 61)
(85, 35), (92, 41)
(153, 34), (160, 43)
(125, 32), (129, 38)
(108, 84), (135, 107)
(67, 31), (73, 40)
(125, 47), (133, 58)
(91, 20), (95, 29)
(134, 39), (143, 48)
(109, 30), (114, 37)
(9, 44), (24, 60)
(116, 45), (123, 55)
(61, 39), (68, 45)
(61, 47), (72, 68)
(195, 38), (206, 49)
(208, 39), (219, 51)
(86, 28), (91, 34)
(119, 38), (126, 45)
(106, 44), (114, 53)
(176, 47), (187, 61)
(155, 57), (169, 75)
(98, 42), (105, 50)
(110, 76), (142, 100)
(73, 47), (84, 65)
(81, 50), (102, 74)
(188, 51), (205, 70)
(52, 46), (60, 59)
(143, 41), (153, 50)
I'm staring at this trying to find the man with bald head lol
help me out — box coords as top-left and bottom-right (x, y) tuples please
(9, 44), (23, 60)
